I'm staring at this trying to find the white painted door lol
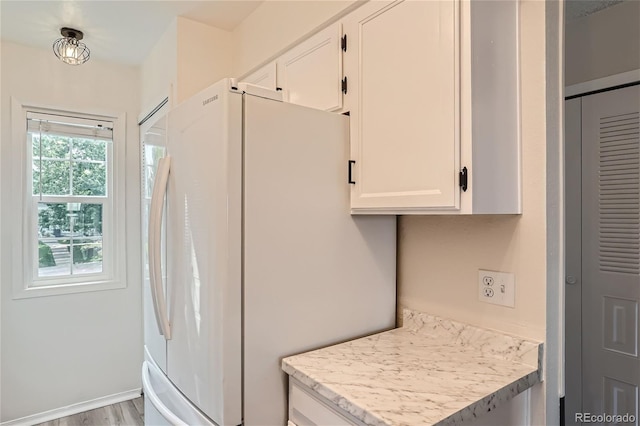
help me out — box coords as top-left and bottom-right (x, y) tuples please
(344, 0), (460, 212)
(141, 112), (169, 373)
(278, 22), (343, 111)
(582, 85), (640, 423)
(241, 61), (277, 90)
(166, 80), (242, 426)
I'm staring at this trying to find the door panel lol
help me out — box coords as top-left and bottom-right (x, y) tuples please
(278, 23), (343, 111)
(565, 97), (582, 425)
(166, 81), (242, 426)
(242, 61), (277, 90)
(582, 85), (640, 423)
(345, 0), (459, 210)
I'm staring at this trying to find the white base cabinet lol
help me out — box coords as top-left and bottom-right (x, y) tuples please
(344, 0), (521, 215)
(288, 379), (366, 426)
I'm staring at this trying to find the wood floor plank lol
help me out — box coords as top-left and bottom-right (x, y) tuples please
(34, 419), (59, 426)
(77, 406), (110, 425)
(34, 398), (144, 426)
(131, 397), (144, 418)
(119, 400), (144, 425)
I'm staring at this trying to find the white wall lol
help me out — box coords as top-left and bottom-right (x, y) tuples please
(140, 17), (233, 114)
(140, 19), (177, 117)
(176, 17), (232, 104)
(565, 0), (640, 86)
(0, 41), (142, 423)
(231, 0), (359, 77)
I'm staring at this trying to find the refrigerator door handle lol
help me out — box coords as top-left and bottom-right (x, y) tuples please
(142, 362), (188, 426)
(149, 155), (172, 340)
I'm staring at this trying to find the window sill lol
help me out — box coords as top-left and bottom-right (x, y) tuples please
(13, 278), (126, 299)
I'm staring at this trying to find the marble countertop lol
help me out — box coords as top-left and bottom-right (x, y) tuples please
(282, 309), (543, 426)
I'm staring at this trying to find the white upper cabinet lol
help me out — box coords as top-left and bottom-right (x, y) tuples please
(278, 23), (344, 112)
(344, 0), (521, 214)
(344, 0), (460, 212)
(242, 61), (277, 91)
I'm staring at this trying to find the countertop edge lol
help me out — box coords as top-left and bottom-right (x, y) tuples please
(435, 370), (541, 426)
(282, 359), (541, 426)
(282, 360), (390, 426)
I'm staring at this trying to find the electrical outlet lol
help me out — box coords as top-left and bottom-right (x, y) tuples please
(478, 269), (515, 308)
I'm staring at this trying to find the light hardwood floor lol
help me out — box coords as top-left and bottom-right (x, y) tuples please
(34, 397), (143, 426)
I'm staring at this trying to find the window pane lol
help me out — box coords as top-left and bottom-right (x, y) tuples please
(72, 239), (103, 274)
(37, 239), (71, 278)
(72, 162), (106, 196)
(32, 134), (70, 159)
(75, 203), (103, 237)
(72, 138), (106, 162)
(37, 203), (72, 278)
(71, 204), (103, 275)
(33, 159), (70, 196)
(37, 203), (103, 279)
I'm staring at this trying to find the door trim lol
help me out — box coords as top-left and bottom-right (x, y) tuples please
(565, 69), (640, 99)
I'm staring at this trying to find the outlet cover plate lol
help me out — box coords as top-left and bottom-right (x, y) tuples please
(478, 269), (515, 308)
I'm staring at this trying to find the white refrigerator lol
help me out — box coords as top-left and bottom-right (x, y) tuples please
(141, 78), (396, 426)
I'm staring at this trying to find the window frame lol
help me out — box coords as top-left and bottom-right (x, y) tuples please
(11, 98), (127, 299)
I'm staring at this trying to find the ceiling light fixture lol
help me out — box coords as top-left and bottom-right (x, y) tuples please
(53, 27), (90, 65)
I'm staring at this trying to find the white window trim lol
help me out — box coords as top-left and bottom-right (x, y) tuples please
(11, 97), (127, 299)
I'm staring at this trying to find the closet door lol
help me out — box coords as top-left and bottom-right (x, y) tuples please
(564, 97), (582, 425)
(581, 85), (640, 422)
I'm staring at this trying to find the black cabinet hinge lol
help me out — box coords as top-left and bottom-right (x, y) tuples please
(342, 77), (348, 95)
(341, 34), (347, 52)
(348, 160), (356, 184)
(459, 167), (468, 192)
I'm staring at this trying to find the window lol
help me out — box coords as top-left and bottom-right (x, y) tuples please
(28, 112), (113, 284)
(11, 101), (126, 298)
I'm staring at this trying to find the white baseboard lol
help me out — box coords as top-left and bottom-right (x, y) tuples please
(1, 389), (142, 426)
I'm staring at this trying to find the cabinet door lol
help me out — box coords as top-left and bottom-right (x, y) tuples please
(289, 380), (362, 426)
(278, 23), (343, 111)
(242, 61), (277, 90)
(345, 0), (460, 213)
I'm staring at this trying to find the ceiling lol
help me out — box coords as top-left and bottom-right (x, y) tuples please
(565, 0), (625, 21)
(2, 0), (627, 65)
(0, 1), (263, 65)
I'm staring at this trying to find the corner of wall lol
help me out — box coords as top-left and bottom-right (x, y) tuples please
(175, 17), (232, 103)
(231, 0), (360, 77)
(140, 19), (178, 116)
